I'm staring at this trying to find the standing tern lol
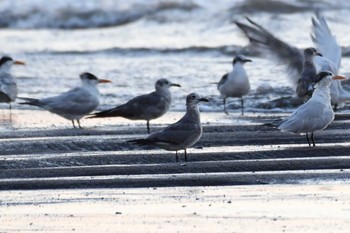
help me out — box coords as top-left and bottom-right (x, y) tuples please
(129, 93), (208, 162)
(278, 71), (346, 147)
(89, 78), (180, 134)
(20, 72), (111, 128)
(0, 56), (25, 109)
(217, 55), (252, 115)
(236, 14), (350, 109)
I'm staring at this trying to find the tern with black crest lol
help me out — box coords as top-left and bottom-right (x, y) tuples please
(278, 71), (346, 146)
(20, 72), (111, 128)
(217, 55), (252, 115)
(0, 56), (26, 109)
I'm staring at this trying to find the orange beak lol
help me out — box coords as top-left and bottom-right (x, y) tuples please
(98, 79), (112, 84)
(333, 75), (347, 80)
(14, 60), (26, 65)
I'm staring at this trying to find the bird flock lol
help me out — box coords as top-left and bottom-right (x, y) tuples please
(0, 14), (349, 162)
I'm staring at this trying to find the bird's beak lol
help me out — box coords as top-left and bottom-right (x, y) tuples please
(14, 60), (26, 65)
(333, 75), (347, 80)
(199, 97), (209, 102)
(316, 52), (323, 57)
(171, 83), (181, 87)
(98, 79), (112, 84)
(244, 59), (252, 62)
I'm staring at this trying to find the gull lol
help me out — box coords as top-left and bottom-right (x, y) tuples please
(217, 55), (252, 115)
(236, 14), (350, 109)
(19, 72), (111, 128)
(129, 93), (208, 162)
(0, 56), (25, 109)
(296, 47), (322, 98)
(89, 78), (180, 134)
(278, 71), (346, 147)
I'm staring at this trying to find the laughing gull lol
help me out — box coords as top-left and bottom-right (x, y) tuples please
(296, 48), (322, 98)
(20, 72), (111, 128)
(278, 71), (346, 146)
(89, 78), (181, 134)
(217, 55), (252, 115)
(129, 93), (208, 162)
(0, 56), (25, 109)
(236, 14), (350, 109)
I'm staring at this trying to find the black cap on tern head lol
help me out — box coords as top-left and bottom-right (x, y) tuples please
(80, 72), (98, 80)
(315, 71), (333, 83)
(0, 56), (13, 67)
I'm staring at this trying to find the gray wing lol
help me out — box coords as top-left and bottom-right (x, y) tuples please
(148, 116), (201, 145)
(311, 13), (341, 73)
(39, 87), (99, 115)
(217, 73), (228, 90)
(0, 74), (17, 101)
(279, 100), (333, 133)
(236, 17), (303, 86)
(94, 91), (169, 119)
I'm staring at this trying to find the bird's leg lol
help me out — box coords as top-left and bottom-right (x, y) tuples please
(9, 103), (12, 110)
(176, 151), (179, 162)
(241, 97), (244, 115)
(306, 133), (311, 147)
(146, 120), (150, 134)
(77, 120), (82, 129)
(184, 149), (188, 162)
(72, 120), (76, 129)
(223, 98), (228, 115)
(311, 132), (316, 147)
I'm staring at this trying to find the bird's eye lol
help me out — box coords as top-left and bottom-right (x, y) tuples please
(191, 95), (196, 99)
(165, 81), (169, 85)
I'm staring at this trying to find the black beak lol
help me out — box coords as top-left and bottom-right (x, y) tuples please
(199, 98), (209, 102)
(316, 52), (323, 57)
(244, 59), (252, 63)
(171, 83), (181, 87)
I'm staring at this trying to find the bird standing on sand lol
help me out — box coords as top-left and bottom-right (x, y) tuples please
(129, 93), (208, 162)
(20, 72), (111, 128)
(278, 71), (346, 147)
(0, 56), (26, 109)
(296, 48), (322, 98)
(89, 78), (180, 134)
(217, 55), (251, 115)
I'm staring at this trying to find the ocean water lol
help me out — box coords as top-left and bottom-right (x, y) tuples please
(1, 0), (350, 113)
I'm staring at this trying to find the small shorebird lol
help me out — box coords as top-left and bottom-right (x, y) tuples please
(129, 93), (208, 162)
(20, 72), (111, 128)
(278, 71), (346, 146)
(89, 78), (180, 134)
(217, 55), (251, 115)
(0, 56), (25, 109)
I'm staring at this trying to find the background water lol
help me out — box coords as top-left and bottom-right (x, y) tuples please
(1, 0), (350, 113)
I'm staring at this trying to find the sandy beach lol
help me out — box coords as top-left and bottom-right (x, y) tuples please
(1, 109), (350, 232)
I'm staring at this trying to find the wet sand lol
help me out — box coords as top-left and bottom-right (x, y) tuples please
(1, 109), (350, 232)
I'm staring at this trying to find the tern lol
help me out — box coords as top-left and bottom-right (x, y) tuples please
(278, 71), (346, 146)
(89, 78), (180, 134)
(217, 55), (252, 115)
(0, 56), (25, 109)
(236, 14), (350, 109)
(20, 72), (111, 128)
(129, 93), (208, 162)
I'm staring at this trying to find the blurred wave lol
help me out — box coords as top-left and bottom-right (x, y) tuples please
(1, 0), (349, 29)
